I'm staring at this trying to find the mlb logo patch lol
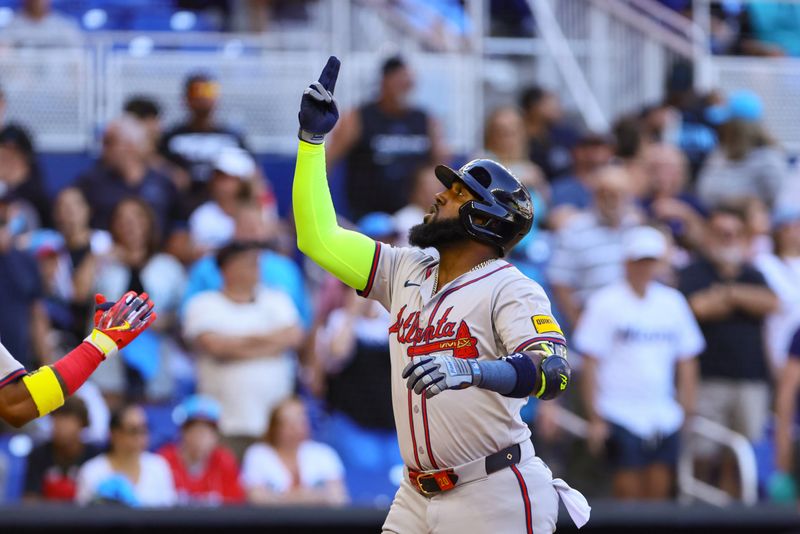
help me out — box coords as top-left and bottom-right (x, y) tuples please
(531, 315), (563, 335)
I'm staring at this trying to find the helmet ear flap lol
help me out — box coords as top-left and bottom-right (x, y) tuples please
(459, 200), (513, 256)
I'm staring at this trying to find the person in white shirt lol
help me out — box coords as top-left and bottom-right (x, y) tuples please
(183, 241), (304, 459)
(754, 208), (800, 374)
(189, 147), (261, 253)
(242, 397), (348, 506)
(575, 226), (704, 499)
(75, 404), (176, 507)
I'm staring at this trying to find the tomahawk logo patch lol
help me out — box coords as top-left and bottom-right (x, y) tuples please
(531, 315), (563, 335)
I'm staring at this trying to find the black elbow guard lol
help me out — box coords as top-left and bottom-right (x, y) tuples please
(535, 356), (571, 400)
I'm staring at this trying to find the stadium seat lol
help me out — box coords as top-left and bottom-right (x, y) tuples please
(142, 403), (180, 452)
(0, 434), (33, 502)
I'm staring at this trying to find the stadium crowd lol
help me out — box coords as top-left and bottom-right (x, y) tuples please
(0, 2), (800, 506)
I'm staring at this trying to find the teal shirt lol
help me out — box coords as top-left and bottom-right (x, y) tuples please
(181, 250), (312, 326)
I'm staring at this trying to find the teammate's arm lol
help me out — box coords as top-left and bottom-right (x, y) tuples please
(293, 56), (376, 290)
(0, 292), (156, 427)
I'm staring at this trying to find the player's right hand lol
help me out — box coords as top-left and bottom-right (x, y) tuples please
(86, 291), (157, 357)
(298, 56), (340, 144)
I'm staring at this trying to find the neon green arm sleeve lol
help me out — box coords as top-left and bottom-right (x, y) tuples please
(293, 141), (377, 290)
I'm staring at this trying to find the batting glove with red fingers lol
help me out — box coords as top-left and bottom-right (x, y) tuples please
(86, 291), (157, 357)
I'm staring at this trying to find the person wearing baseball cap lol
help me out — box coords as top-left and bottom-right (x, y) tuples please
(575, 226), (705, 499)
(697, 89), (787, 209)
(188, 146), (258, 253)
(157, 395), (244, 505)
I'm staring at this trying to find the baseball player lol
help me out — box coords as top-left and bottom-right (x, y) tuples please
(0, 291), (155, 427)
(294, 56), (590, 533)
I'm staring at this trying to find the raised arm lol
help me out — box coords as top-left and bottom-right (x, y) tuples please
(293, 56), (376, 291)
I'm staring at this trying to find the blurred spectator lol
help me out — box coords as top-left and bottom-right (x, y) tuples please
(489, 0), (533, 36)
(576, 227), (703, 500)
(663, 62), (718, 178)
(315, 214), (401, 504)
(741, 197), (773, 259)
(76, 117), (188, 246)
(738, 3), (800, 57)
(519, 86), (580, 181)
(547, 166), (642, 329)
(0, 124), (50, 228)
(641, 143), (706, 253)
(772, 326), (800, 503)
(638, 102), (680, 146)
(183, 242), (303, 459)
(697, 90), (787, 208)
(327, 56), (447, 218)
(182, 201), (310, 325)
(549, 132), (614, 224)
(76, 404), (176, 506)
(754, 208), (800, 372)
(507, 202), (553, 290)
(30, 187), (111, 348)
(91, 198), (186, 404)
(189, 147), (258, 253)
(233, 0), (316, 33)
(24, 397), (100, 502)
(482, 106), (548, 199)
(679, 207), (778, 495)
(124, 96), (191, 193)
(242, 397), (348, 506)
(3, 0), (82, 48)
(613, 115), (650, 200)
(159, 73), (250, 210)
(0, 195), (50, 369)
(388, 0), (470, 51)
(158, 395), (244, 505)
(393, 164), (442, 245)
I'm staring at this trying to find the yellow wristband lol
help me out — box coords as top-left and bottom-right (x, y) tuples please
(22, 366), (65, 417)
(85, 329), (118, 357)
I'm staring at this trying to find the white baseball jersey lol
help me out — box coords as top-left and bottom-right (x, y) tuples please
(0, 340), (26, 389)
(360, 244), (566, 471)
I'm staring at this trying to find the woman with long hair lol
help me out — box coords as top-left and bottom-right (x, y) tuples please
(91, 197), (186, 405)
(75, 404), (176, 506)
(241, 397), (348, 506)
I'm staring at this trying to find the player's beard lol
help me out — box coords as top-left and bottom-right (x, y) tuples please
(408, 217), (470, 250)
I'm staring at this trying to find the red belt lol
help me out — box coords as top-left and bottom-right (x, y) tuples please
(408, 443), (523, 497)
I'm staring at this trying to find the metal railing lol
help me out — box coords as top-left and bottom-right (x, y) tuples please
(548, 0), (703, 123)
(10, 0), (799, 154)
(677, 415), (759, 506)
(527, 0), (609, 132)
(548, 405), (758, 506)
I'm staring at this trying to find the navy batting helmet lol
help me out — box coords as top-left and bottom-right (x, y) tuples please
(434, 159), (533, 256)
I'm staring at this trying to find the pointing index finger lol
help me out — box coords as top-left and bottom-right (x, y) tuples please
(318, 56), (340, 94)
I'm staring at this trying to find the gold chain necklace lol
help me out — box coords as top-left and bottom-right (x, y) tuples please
(432, 259), (496, 295)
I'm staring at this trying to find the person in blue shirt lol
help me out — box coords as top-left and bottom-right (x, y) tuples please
(182, 201), (310, 326)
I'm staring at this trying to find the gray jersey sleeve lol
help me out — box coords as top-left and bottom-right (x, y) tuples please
(492, 277), (567, 356)
(357, 243), (431, 311)
(0, 341), (26, 388)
